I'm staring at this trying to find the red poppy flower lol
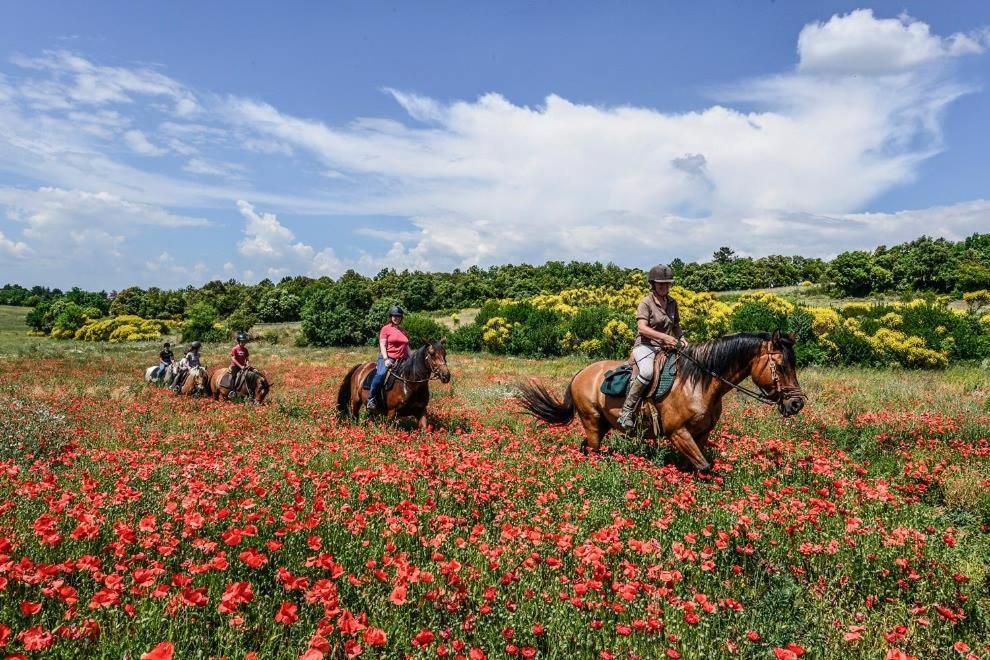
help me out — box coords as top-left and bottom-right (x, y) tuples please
(141, 642), (174, 660)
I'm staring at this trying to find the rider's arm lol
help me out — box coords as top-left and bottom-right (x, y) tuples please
(379, 330), (391, 364)
(637, 320), (678, 348)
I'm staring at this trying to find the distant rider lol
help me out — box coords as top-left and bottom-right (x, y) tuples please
(367, 306), (409, 411)
(171, 341), (203, 393)
(228, 332), (250, 399)
(616, 264), (685, 430)
(158, 342), (174, 380)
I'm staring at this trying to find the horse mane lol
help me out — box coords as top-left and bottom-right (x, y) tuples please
(396, 339), (442, 380)
(679, 333), (777, 385)
(397, 343), (433, 381)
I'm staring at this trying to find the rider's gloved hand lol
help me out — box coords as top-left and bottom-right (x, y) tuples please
(385, 358), (395, 367)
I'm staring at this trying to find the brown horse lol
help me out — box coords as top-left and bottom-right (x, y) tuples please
(517, 331), (806, 470)
(210, 366), (271, 404)
(336, 340), (451, 429)
(177, 366), (211, 397)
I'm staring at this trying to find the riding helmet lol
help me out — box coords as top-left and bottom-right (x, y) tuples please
(191, 341), (202, 350)
(236, 332), (248, 342)
(648, 264), (674, 284)
(388, 305), (405, 317)
(164, 342), (171, 347)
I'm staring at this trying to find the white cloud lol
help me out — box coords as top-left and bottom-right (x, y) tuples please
(1, 10), (988, 287)
(0, 187), (208, 266)
(10, 50), (200, 115)
(0, 229), (31, 259)
(798, 9), (986, 75)
(183, 157), (247, 179)
(123, 129), (167, 156)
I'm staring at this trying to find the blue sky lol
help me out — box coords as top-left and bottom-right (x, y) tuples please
(0, 2), (988, 289)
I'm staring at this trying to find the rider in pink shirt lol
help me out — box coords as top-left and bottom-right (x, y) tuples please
(367, 306), (409, 410)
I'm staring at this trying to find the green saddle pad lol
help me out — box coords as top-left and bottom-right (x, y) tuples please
(600, 354), (678, 400)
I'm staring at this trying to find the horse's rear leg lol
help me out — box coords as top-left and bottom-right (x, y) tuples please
(578, 413), (607, 454)
(670, 427), (711, 471)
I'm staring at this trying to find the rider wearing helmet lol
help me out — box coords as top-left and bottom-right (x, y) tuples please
(616, 264), (685, 430)
(171, 341), (204, 393)
(367, 305), (409, 411)
(228, 332), (250, 399)
(158, 342), (174, 379)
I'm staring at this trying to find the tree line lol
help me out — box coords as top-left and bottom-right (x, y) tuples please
(5, 232), (989, 339)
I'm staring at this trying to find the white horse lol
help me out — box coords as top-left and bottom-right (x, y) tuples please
(146, 362), (179, 386)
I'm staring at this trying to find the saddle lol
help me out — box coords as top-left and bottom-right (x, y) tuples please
(600, 351), (678, 401)
(361, 362), (402, 393)
(220, 367), (252, 390)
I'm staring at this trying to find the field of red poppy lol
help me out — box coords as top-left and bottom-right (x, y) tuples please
(1, 321), (990, 658)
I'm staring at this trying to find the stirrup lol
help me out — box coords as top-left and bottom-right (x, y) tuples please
(366, 398), (379, 411)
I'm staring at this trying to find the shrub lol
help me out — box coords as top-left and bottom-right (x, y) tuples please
(75, 315), (171, 342)
(447, 323), (483, 352)
(182, 302), (221, 343)
(402, 313), (446, 345)
(301, 275), (372, 347)
(223, 304), (258, 336)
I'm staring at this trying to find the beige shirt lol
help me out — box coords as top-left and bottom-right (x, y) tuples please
(633, 293), (682, 348)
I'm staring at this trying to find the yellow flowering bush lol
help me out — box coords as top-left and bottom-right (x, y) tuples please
(868, 328), (948, 369)
(481, 317), (511, 350)
(805, 306), (840, 334)
(736, 291), (795, 316)
(75, 315), (172, 343)
(963, 290), (990, 313)
(878, 312), (903, 328)
(671, 287), (733, 340)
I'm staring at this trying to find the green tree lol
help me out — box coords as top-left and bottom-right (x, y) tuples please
(182, 302), (220, 342)
(301, 272), (373, 346)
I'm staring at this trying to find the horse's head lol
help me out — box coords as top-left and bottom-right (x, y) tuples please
(248, 369), (270, 404)
(191, 367), (208, 395)
(751, 331), (806, 417)
(425, 339), (451, 384)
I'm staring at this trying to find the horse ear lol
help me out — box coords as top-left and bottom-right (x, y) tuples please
(440, 337), (447, 346)
(785, 331), (797, 346)
(771, 329), (782, 347)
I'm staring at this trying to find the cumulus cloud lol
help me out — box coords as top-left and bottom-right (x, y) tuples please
(797, 9), (987, 74)
(0, 229), (31, 259)
(1, 10), (989, 286)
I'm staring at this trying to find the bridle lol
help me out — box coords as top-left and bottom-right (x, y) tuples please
(390, 350), (449, 384)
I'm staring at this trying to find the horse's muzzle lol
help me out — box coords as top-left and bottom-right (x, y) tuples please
(780, 396), (805, 417)
(439, 372), (451, 384)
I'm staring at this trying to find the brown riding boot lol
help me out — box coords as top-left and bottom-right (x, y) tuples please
(616, 377), (647, 430)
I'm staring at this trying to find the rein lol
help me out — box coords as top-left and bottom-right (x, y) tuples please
(388, 347), (446, 384)
(673, 343), (806, 408)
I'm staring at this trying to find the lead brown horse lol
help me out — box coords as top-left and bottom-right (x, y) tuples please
(517, 331), (806, 470)
(336, 340), (451, 429)
(210, 366), (271, 404)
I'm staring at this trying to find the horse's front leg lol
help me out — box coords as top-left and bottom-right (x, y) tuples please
(669, 427), (711, 472)
(417, 414), (428, 431)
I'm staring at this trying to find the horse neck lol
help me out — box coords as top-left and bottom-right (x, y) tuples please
(684, 336), (762, 397)
(399, 346), (430, 382)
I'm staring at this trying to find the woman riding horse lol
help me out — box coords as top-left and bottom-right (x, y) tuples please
(617, 263), (683, 430)
(337, 337), (451, 429)
(518, 266), (806, 470)
(368, 306), (409, 411)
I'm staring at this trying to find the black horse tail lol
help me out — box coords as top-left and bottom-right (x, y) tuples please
(517, 378), (575, 425)
(337, 364), (362, 419)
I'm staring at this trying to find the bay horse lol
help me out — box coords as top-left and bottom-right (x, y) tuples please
(210, 367), (271, 404)
(517, 331), (806, 470)
(336, 340), (451, 429)
(177, 366), (211, 397)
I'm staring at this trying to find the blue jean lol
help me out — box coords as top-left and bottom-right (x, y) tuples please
(369, 357), (388, 401)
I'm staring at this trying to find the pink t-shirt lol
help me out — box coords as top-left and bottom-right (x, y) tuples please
(380, 324), (409, 360)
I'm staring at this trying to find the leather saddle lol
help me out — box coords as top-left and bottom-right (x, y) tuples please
(220, 367), (252, 390)
(600, 351), (678, 401)
(361, 362), (402, 392)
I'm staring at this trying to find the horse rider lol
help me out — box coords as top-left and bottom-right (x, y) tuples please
(367, 305), (409, 411)
(171, 341), (203, 393)
(228, 332), (251, 400)
(158, 342), (174, 380)
(616, 264), (685, 430)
